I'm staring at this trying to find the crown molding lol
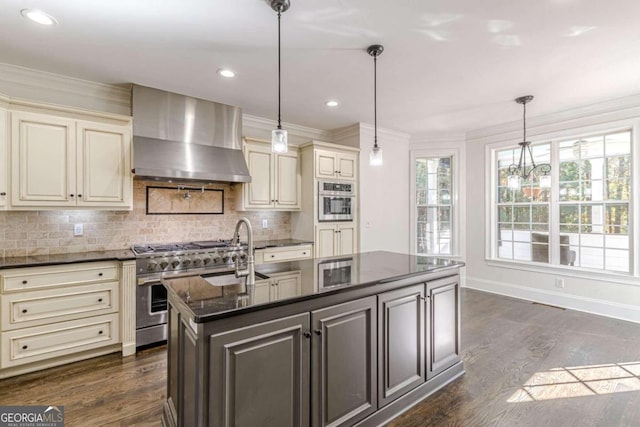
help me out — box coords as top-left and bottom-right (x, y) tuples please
(0, 63), (131, 115)
(410, 133), (466, 145)
(242, 114), (331, 143)
(358, 122), (411, 143)
(467, 92), (640, 143)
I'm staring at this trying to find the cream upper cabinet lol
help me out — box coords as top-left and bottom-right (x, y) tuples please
(315, 223), (357, 257)
(10, 111), (132, 210)
(11, 111), (77, 207)
(76, 121), (132, 207)
(314, 149), (358, 181)
(239, 139), (301, 211)
(0, 107), (7, 209)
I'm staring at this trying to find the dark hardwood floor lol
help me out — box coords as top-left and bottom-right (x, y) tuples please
(1, 289), (638, 426)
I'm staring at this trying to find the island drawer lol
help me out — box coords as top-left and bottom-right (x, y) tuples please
(1, 261), (118, 292)
(1, 282), (119, 331)
(0, 313), (119, 368)
(255, 244), (313, 264)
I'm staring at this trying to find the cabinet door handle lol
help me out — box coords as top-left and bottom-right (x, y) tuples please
(314, 329), (322, 336)
(303, 331), (311, 339)
(21, 309), (27, 314)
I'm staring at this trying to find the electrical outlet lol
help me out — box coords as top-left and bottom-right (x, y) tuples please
(555, 278), (565, 289)
(262, 219), (268, 229)
(73, 223), (84, 236)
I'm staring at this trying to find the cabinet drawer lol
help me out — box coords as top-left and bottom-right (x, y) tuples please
(257, 245), (313, 264)
(1, 261), (118, 292)
(1, 313), (119, 368)
(1, 282), (118, 331)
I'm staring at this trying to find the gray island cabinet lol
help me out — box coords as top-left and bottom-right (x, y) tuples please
(161, 251), (464, 427)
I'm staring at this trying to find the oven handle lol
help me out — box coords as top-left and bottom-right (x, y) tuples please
(137, 277), (163, 286)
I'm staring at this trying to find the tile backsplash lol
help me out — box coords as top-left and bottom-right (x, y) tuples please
(0, 181), (291, 258)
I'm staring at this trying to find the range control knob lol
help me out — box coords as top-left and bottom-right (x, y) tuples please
(231, 253), (238, 262)
(159, 261), (169, 269)
(222, 254), (230, 263)
(239, 252), (248, 261)
(182, 259), (192, 267)
(170, 258), (180, 269)
(202, 257), (212, 265)
(193, 258), (202, 266)
(147, 262), (158, 271)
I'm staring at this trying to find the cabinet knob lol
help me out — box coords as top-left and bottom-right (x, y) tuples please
(98, 273), (103, 277)
(22, 280), (27, 284)
(0, 192), (5, 196)
(302, 252), (307, 255)
(78, 194), (82, 198)
(303, 331), (311, 339)
(314, 329), (322, 336)
(98, 298), (103, 303)
(21, 309), (27, 314)
(98, 330), (103, 335)
(270, 254), (275, 258)
(70, 194), (75, 197)
(22, 345), (28, 350)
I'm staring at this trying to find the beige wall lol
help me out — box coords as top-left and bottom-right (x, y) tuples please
(0, 180), (291, 258)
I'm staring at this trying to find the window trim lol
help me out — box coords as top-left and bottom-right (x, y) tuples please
(411, 147), (463, 258)
(485, 118), (639, 278)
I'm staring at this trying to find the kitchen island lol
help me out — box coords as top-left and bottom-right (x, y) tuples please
(161, 251), (464, 427)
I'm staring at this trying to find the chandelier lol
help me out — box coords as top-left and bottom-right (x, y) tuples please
(507, 95), (551, 190)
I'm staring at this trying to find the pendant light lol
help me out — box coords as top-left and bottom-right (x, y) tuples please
(367, 44), (384, 166)
(270, 0), (290, 153)
(507, 95), (551, 190)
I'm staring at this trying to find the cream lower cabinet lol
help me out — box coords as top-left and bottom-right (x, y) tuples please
(315, 223), (357, 258)
(254, 271), (302, 305)
(254, 244), (313, 264)
(0, 261), (126, 378)
(239, 139), (300, 211)
(10, 110), (132, 209)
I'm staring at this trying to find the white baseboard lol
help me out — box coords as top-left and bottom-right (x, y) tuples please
(463, 276), (640, 324)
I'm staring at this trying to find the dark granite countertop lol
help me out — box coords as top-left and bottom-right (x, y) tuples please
(253, 238), (314, 249)
(163, 251), (464, 323)
(0, 249), (136, 269)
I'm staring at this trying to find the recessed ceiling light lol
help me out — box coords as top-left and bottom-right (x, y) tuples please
(325, 100), (340, 107)
(217, 69), (236, 78)
(20, 9), (57, 26)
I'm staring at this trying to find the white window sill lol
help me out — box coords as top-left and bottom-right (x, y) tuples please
(486, 258), (640, 287)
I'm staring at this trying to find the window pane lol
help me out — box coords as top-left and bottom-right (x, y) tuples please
(496, 129), (632, 273)
(416, 156), (453, 255)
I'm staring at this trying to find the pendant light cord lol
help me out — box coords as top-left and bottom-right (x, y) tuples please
(277, 8), (282, 130)
(373, 54), (378, 147)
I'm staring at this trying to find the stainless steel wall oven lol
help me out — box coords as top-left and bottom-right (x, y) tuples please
(318, 180), (355, 222)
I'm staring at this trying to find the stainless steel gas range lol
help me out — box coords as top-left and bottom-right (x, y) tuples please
(131, 240), (249, 348)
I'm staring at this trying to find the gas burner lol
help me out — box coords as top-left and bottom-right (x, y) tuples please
(131, 240), (249, 275)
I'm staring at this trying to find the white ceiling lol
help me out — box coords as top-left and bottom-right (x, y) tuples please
(2, 0), (640, 137)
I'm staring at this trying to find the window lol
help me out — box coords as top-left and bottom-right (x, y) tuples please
(416, 156), (453, 255)
(494, 130), (632, 273)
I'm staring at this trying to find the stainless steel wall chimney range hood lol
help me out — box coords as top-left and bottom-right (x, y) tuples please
(131, 84), (251, 183)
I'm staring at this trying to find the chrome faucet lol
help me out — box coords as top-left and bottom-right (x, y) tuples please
(232, 217), (255, 286)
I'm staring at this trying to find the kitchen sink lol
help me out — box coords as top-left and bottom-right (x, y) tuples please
(202, 271), (268, 287)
